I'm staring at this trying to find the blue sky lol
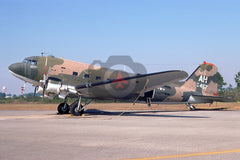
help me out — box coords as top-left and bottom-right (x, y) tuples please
(1, 0), (240, 95)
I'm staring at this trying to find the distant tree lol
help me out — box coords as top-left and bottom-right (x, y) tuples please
(7, 94), (12, 97)
(228, 84), (233, 89)
(0, 92), (6, 98)
(226, 84), (234, 97)
(235, 71), (240, 91)
(216, 72), (227, 95)
(25, 93), (34, 99)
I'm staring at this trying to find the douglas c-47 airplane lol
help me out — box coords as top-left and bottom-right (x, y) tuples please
(9, 55), (232, 116)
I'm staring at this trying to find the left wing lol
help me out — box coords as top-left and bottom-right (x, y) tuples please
(76, 70), (188, 93)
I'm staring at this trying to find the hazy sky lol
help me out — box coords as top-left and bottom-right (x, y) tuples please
(1, 0), (240, 95)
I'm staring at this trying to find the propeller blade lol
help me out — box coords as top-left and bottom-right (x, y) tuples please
(33, 87), (37, 98)
(42, 85), (45, 101)
(41, 56), (49, 101)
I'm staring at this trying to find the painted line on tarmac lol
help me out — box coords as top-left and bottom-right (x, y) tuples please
(124, 149), (240, 160)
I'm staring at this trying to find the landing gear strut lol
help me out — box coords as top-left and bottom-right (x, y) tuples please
(70, 96), (93, 116)
(186, 103), (196, 111)
(146, 97), (152, 107)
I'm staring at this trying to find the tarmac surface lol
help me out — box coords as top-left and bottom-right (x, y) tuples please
(0, 109), (240, 160)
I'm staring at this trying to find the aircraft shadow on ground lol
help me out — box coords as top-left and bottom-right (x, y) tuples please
(84, 109), (210, 119)
(194, 108), (228, 111)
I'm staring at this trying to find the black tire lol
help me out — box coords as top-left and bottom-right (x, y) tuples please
(57, 103), (70, 114)
(70, 103), (84, 116)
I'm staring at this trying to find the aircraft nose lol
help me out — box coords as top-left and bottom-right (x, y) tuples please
(8, 63), (26, 76)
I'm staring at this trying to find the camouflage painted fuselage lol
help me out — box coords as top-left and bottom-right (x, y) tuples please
(9, 56), (218, 104)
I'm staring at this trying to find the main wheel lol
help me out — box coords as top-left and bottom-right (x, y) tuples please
(70, 103), (84, 116)
(58, 103), (70, 114)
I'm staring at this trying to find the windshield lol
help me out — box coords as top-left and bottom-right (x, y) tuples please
(23, 59), (37, 65)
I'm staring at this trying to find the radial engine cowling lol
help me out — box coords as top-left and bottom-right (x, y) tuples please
(37, 79), (77, 99)
(46, 79), (61, 96)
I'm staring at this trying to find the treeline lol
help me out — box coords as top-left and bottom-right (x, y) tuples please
(0, 94), (65, 104)
(217, 72), (240, 101)
(0, 92), (10, 98)
(0, 93), (117, 104)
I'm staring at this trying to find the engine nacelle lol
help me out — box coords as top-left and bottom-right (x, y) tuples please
(37, 79), (77, 99)
(46, 80), (61, 95)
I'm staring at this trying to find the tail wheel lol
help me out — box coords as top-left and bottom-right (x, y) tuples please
(186, 103), (196, 111)
(70, 103), (84, 116)
(189, 105), (196, 111)
(58, 103), (70, 114)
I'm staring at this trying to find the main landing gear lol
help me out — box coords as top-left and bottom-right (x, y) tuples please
(57, 103), (70, 114)
(57, 96), (93, 116)
(186, 103), (196, 111)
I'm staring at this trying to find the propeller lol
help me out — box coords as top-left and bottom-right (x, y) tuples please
(33, 86), (38, 98)
(42, 85), (45, 101)
(41, 56), (48, 101)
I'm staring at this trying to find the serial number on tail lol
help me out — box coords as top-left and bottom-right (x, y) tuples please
(197, 75), (209, 89)
(197, 83), (208, 89)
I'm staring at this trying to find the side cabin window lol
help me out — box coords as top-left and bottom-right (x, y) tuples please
(96, 76), (101, 80)
(84, 74), (90, 78)
(72, 72), (78, 76)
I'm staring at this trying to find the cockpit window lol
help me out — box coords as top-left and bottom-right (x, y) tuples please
(23, 59), (37, 65)
(31, 60), (37, 65)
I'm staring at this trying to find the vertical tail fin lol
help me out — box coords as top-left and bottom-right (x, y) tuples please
(184, 61), (218, 96)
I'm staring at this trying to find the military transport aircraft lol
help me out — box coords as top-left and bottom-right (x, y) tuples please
(9, 55), (231, 116)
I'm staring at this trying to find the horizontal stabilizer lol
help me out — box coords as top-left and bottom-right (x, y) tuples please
(188, 95), (235, 104)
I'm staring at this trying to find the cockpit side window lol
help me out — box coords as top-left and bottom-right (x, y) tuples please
(30, 60), (37, 65)
(23, 59), (37, 65)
